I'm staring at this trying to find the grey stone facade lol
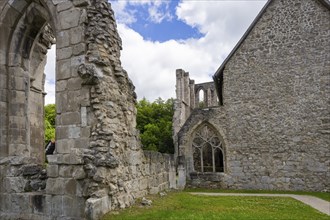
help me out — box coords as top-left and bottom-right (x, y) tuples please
(0, 0), (176, 219)
(174, 0), (330, 191)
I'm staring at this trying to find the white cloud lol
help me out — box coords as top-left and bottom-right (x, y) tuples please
(45, 45), (56, 105)
(147, 1), (172, 23)
(117, 1), (267, 100)
(117, 24), (215, 101)
(176, 1), (266, 43)
(111, 1), (137, 25)
(111, 0), (173, 24)
(45, 1), (267, 104)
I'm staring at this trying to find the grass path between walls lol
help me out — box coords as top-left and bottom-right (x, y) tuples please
(102, 189), (330, 220)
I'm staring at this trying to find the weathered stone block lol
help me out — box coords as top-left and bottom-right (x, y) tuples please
(70, 26), (84, 45)
(4, 177), (26, 193)
(63, 94), (79, 114)
(59, 8), (81, 30)
(8, 143), (28, 156)
(72, 43), (85, 55)
(139, 178), (148, 191)
(9, 90), (26, 103)
(85, 197), (111, 220)
(56, 139), (72, 154)
(56, 80), (68, 92)
(11, 193), (30, 213)
(48, 195), (64, 217)
(67, 77), (82, 91)
(57, 1), (73, 12)
(52, 0), (66, 5)
(70, 149), (84, 165)
(46, 178), (63, 195)
(47, 165), (59, 178)
(57, 59), (71, 80)
(10, 76), (25, 91)
(73, 138), (90, 148)
(80, 107), (87, 127)
(8, 116), (25, 130)
(56, 92), (68, 114)
(47, 155), (62, 165)
(8, 104), (25, 119)
(31, 194), (46, 214)
(56, 126), (69, 139)
(80, 87), (91, 105)
(72, 166), (85, 180)
(149, 186), (159, 195)
(71, 55), (86, 77)
(63, 195), (85, 217)
(59, 165), (73, 177)
(73, 0), (90, 7)
(56, 30), (70, 49)
(46, 178), (77, 195)
(68, 125), (81, 138)
(59, 113), (81, 126)
(127, 151), (142, 166)
(57, 47), (72, 60)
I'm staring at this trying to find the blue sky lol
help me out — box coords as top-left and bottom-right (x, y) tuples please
(45, 0), (267, 104)
(122, 1), (204, 42)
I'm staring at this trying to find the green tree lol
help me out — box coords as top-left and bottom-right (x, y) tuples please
(136, 98), (174, 154)
(44, 104), (55, 143)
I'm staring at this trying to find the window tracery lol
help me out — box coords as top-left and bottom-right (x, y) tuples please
(192, 124), (224, 172)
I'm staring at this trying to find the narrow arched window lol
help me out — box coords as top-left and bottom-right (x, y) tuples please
(198, 89), (205, 108)
(192, 124), (224, 173)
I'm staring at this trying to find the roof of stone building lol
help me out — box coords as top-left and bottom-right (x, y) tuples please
(213, 0), (330, 83)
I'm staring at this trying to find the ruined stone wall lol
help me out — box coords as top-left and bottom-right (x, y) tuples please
(177, 0), (329, 192)
(0, 0), (176, 219)
(80, 2), (176, 217)
(173, 69), (218, 159)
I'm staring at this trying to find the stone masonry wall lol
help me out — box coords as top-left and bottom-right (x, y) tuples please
(0, 0), (176, 219)
(176, 0), (329, 192)
(220, 0), (329, 191)
(81, 1), (176, 217)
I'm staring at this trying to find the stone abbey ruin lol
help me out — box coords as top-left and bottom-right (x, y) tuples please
(0, 0), (329, 219)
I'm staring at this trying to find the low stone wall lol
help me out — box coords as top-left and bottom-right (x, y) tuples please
(187, 172), (227, 189)
(0, 151), (176, 220)
(143, 151), (176, 194)
(79, 151), (177, 219)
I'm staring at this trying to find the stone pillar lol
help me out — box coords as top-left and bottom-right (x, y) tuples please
(176, 155), (186, 189)
(207, 87), (212, 107)
(189, 80), (195, 109)
(169, 159), (177, 189)
(177, 165), (186, 189)
(211, 89), (218, 106)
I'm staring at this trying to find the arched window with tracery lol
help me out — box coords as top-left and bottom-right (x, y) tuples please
(192, 124), (224, 172)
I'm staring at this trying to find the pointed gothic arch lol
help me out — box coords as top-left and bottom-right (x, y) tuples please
(191, 123), (225, 173)
(0, 0), (57, 161)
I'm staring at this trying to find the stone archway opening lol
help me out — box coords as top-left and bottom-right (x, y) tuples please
(0, 1), (57, 163)
(44, 43), (56, 157)
(1, 1), (178, 219)
(29, 23), (56, 161)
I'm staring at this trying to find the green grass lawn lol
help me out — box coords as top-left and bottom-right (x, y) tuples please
(102, 191), (330, 220)
(185, 188), (330, 202)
